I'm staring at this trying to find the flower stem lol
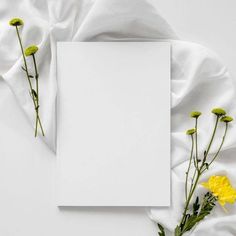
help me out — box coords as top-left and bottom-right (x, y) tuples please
(32, 54), (45, 136)
(205, 122), (228, 169)
(194, 118), (199, 170)
(201, 116), (219, 165)
(185, 134), (194, 201)
(180, 170), (200, 227)
(15, 26), (44, 137)
(179, 116), (220, 229)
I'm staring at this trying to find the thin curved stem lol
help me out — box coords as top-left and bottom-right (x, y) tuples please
(201, 116), (219, 166)
(194, 118), (199, 170)
(185, 134), (194, 201)
(16, 26), (32, 91)
(189, 167), (197, 195)
(32, 54), (45, 136)
(205, 122), (228, 169)
(180, 170), (201, 226)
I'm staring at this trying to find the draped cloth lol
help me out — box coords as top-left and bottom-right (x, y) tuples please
(1, 0), (236, 235)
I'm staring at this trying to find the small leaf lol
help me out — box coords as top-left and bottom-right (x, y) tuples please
(193, 196), (200, 215)
(174, 225), (182, 236)
(157, 223), (166, 236)
(29, 75), (34, 78)
(31, 89), (38, 99)
(21, 66), (26, 71)
(180, 193), (217, 234)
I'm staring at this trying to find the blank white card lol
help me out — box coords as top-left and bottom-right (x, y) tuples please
(57, 42), (170, 206)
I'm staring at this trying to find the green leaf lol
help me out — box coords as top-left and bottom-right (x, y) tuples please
(157, 223), (166, 236)
(21, 66), (26, 71)
(29, 75), (34, 78)
(31, 89), (38, 99)
(174, 225), (182, 236)
(193, 196), (200, 215)
(180, 193), (217, 234)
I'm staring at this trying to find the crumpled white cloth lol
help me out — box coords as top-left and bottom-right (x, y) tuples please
(1, 0), (236, 235)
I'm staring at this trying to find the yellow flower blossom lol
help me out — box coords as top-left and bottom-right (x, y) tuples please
(201, 176), (236, 207)
(24, 45), (38, 57)
(190, 111), (202, 118)
(186, 128), (196, 135)
(211, 108), (226, 116)
(9, 18), (24, 26)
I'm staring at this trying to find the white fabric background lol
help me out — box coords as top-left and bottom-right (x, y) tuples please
(0, 0), (236, 235)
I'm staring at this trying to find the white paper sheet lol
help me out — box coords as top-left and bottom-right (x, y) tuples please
(56, 42), (170, 206)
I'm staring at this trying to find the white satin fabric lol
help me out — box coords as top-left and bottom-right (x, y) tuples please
(1, 0), (236, 235)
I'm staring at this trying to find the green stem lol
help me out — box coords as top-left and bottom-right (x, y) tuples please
(179, 116), (220, 229)
(194, 118), (199, 170)
(32, 54), (45, 136)
(32, 54), (39, 137)
(189, 167), (197, 197)
(15, 26), (44, 137)
(180, 170), (201, 227)
(32, 54), (39, 103)
(16, 26), (32, 91)
(201, 116), (219, 165)
(185, 134), (194, 201)
(206, 122), (228, 169)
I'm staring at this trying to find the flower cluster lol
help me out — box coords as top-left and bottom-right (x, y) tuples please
(158, 108), (235, 236)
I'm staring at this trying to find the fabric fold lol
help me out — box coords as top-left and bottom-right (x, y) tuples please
(0, 0), (236, 234)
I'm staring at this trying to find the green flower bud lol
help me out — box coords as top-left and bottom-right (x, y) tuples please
(24, 45), (38, 57)
(9, 18), (24, 26)
(211, 108), (226, 116)
(220, 116), (233, 123)
(186, 128), (196, 135)
(190, 111), (202, 118)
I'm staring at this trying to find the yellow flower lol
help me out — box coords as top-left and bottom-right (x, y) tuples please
(9, 18), (24, 26)
(211, 108), (226, 116)
(190, 111), (202, 118)
(24, 45), (38, 57)
(201, 176), (236, 207)
(186, 128), (196, 135)
(220, 116), (233, 123)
